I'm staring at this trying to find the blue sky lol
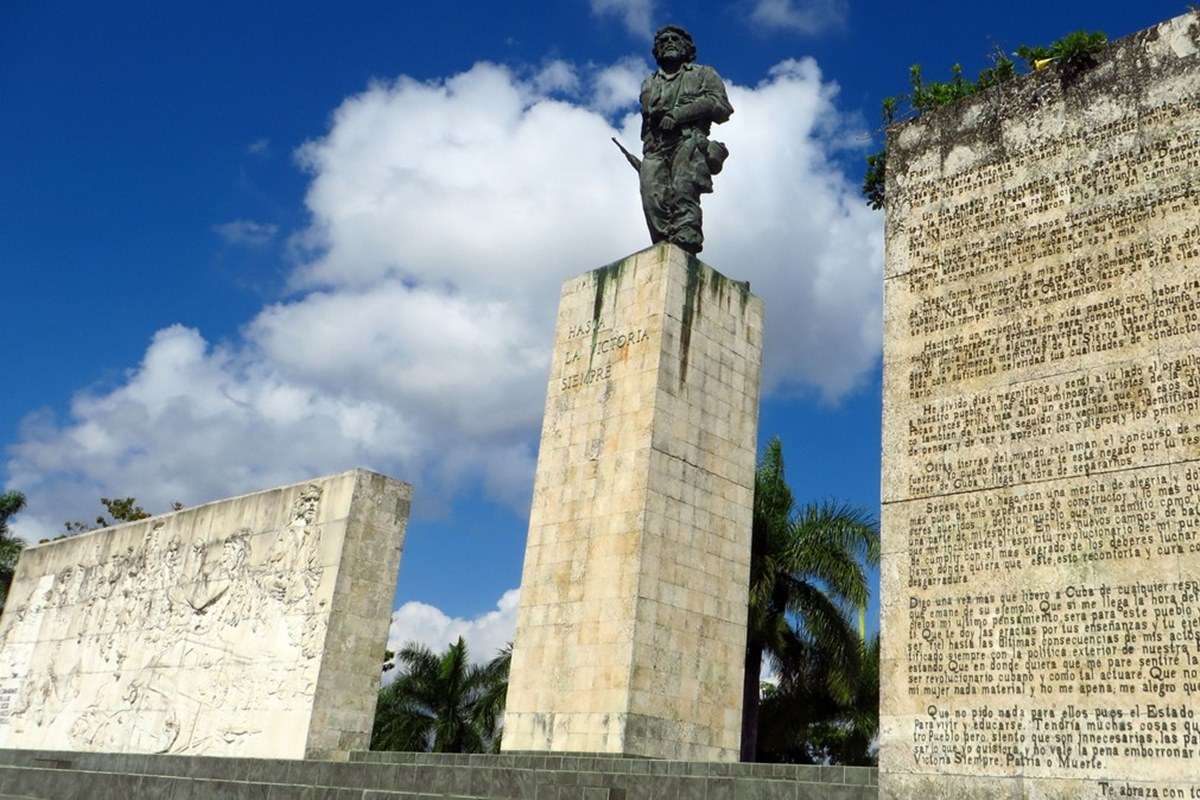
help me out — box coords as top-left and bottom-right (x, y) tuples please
(1, 0), (1188, 657)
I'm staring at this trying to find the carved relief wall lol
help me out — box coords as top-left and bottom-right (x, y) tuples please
(0, 469), (410, 760)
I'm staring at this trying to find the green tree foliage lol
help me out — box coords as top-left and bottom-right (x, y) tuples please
(861, 97), (897, 210)
(976, 49), (1017, 90)
(57, 497), (181, 541)
(370, 638), (511, 753)
(473, 643), (512, 753)
(0, 491), (27, 610)
(909, 63), (977, 114)
(68, 496), (151, 531)
(861, 151), (887, 211)
(863, 29), (1107, 209)
(1017, 31), (1107, 72)
(740, 437), (880, 762)
(756, 634), (880, 765)
(0, 492), (26, 538)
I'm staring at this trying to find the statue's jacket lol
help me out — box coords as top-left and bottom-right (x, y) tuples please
(639, 63), (733, 192)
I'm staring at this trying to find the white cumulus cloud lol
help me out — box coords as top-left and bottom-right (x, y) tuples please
(591, 0), (656, 39)
(591, 56), (651, 114)
(385, 589), (519, 679)
(532, 60), (581, 96)
(7, 325), (420, 541)
(6, 55), (881, 546)
(213, 219), (279, 247)
(750, 0), (847, 34)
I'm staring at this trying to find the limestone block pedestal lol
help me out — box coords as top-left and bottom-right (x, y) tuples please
(503, 243), (764, 761)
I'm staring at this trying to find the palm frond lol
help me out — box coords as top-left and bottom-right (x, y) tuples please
(0, 491), (26, 534)
(372, 638), (511, 754)
(792, 501), (879, 566)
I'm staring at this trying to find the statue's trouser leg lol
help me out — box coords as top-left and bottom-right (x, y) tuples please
(639, 150), (672, 244)
(669, 138), (705, 253)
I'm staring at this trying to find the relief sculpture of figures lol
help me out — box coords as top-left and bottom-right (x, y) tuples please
(0, 470), (410, 760)
(0, 484), (330, 754)
(614, 25), (733, 254)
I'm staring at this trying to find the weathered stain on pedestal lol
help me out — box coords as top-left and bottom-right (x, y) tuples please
(503, 243), (764, 761)
(0, 469), (410, 760)
(880, 12), (1200, 799)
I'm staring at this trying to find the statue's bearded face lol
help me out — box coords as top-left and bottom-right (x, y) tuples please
(653, 29), (695, 66)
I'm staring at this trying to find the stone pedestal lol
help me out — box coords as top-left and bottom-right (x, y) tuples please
(503, 243), (764, 761)
(880, 13), (1200, 799)
(0, 469), (410, 760)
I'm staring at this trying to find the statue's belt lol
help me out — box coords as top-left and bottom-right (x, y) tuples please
(645, 126), (710, 150)
(644, 130), (728, 174)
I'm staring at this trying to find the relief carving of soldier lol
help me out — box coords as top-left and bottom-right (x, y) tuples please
(618, 25), (733, 254)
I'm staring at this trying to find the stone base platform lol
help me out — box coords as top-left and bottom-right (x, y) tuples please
(0, 748), (877, 799)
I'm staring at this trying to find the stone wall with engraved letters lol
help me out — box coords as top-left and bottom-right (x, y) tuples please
(880, 12), (1200, 800)
(503, 243), (763, 761)
(0, 469), (410, 760)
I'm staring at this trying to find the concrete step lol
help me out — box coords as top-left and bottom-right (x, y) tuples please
(0, 766), (461, 800)
(350, 750), (878, 788)
(0, 749), (878, 800)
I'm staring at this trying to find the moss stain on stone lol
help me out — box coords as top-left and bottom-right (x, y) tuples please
(591, 257), (625, 328)
(678, 257), (751, 388)
(705, 265), (751, 315)
(708, 268), (726, 314)
(588, 255), (627, 370)
(679, 255), (705, 388)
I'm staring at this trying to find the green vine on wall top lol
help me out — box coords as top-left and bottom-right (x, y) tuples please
(862, 30), (1109, 210)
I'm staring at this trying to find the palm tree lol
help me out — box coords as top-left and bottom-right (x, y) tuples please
(756, 633), (880, 765)
(473, 643), (511, 753)
(830, 633), (881, 764)
(740, 437), (879, 762)
(0, 491), (27, 611)
(371, 637), (511, 753)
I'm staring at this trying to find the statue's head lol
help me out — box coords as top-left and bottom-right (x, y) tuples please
(653, 25), (696, 67)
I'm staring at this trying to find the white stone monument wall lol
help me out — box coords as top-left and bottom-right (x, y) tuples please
(880, 13), (1200, 799)
(0, 469), (409, 760)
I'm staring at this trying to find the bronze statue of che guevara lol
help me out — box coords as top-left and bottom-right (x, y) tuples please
(615, 26), (733, 254)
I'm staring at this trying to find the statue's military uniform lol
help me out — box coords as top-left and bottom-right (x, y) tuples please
(639, 62), (733, 253)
